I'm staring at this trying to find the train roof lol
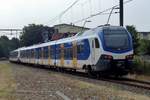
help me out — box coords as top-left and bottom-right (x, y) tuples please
(13, 25), (125, 51)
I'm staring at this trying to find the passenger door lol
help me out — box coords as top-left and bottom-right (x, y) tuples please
(91, 38), (100, 64)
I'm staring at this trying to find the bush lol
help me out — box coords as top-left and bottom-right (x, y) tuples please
(138, 39), (150, 55)
(126, 25), (139, 55)
(132, 56), (150, 75)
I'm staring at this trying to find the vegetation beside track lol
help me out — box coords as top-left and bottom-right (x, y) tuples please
(0, 62), (16, 100)
(133, 56), (150, 76)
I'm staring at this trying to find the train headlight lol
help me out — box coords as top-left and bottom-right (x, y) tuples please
(100, 54), (113, 60)
(126, 54), (134, 60)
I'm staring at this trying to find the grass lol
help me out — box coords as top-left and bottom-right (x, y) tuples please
(0, 62), (16, 100)
(76, 81), (94, 89)
(54, 74), (150, 100)
(74, 78), (150, 100)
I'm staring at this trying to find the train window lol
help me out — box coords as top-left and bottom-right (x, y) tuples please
(95, 38), (100, 48)
(64, 48), (67, 59)
(60, 45), (64, 59)
(29, 50), (31, 58)
(77, 44), (84, 54)
(21, 51), (23, 58)
(24, 50), (26, 58)
(48, 46), (51, 58)
(50, 47), (54, 59)
(35, 49), (38, 59)
(31, 49), (35, 58)
(64, 48), (68, 59)
(43, 47), (48, 59)
(28, 50), (31, 58)
(68, 48), (73, 59)
(24, 51), (26, 58)
(77, 40), (84, 54)
(70, 48), (73, 58)
(25, 51), (27, 58)
(28, 50), (30, 58)
(31, 50), (33, 58)
(64, 47), (73, 59)
(26, 51), (28, 58)
(38, 48), (42, 59)
(56, 47), (61, 59)
(92, 40), (94, 48)
(77, 45), (81, 53)
(20, 51), (23, 58)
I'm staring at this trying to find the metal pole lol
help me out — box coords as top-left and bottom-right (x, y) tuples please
(120, 0), (124, 26)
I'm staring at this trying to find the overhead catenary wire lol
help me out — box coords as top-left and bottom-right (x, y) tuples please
(49, 0), (80, 24)
(72, 0), (133, 24)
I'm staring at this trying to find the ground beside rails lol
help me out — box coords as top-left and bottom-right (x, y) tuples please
(0, 61), (150, 100)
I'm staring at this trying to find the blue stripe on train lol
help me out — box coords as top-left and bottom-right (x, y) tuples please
(34, 39), (91, 60)
(77, 39), (90, 60)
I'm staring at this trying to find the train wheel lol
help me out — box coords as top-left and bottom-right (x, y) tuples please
(72, 69), (76, 73)
(96, 73), (101, 79)
(86, 66), (96, 78)
(59, 67), (63, 72)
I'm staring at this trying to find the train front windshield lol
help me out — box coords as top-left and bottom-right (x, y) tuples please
(103, 29), (130, 51)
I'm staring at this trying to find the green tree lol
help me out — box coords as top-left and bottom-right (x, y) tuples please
(126, 25), (139, 55)
(0, 44), (4, 57)
(0, 36), (10, 57)
(0, 36), (20, 58)
(9, 38), (20, 50)
(20, 24), (55, 46)
(138, 39), (150, 55)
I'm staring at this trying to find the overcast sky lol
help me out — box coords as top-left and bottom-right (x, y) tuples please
(0, 0), (149, 32)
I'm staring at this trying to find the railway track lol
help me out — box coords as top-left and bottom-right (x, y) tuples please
(99, 77), (150, 90)
(52, 68), (150, 91)
(57, 70), (150, 91)
(11, 62), (150, 91)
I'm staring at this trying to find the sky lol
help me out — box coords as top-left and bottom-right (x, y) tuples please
(0, 0), (149, 37)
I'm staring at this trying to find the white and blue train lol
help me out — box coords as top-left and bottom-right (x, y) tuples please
(9, 25), (134, 76)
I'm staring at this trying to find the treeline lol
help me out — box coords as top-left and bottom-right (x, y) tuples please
(0, 24), (55, 58)
(0, 36), (20, 58)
